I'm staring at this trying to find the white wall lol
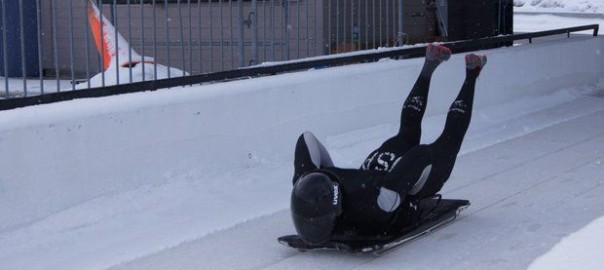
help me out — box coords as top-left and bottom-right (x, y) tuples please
(0, 36), (602, 231)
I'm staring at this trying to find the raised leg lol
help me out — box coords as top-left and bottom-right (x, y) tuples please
(412, 53), (487, 198)
(398, 44), (452, 147)
(361, 44), (451, 172)
(433, 53), (487, 153)
(383, 54), (487, 199)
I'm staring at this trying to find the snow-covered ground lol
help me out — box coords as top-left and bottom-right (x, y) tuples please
(0, 36), (602, 270)
(514, 0), (604, 34)
(514, 4), (604, 265)
(511, 11), (604, 270)
(514, 0), (604, 14)
(528, 215), (604, 270)
(1, 4), (604, 270)
(0, 77), (72, 98)
(514, 12), (604, 34)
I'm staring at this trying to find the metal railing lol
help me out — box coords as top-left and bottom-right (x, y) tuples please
(1, 0), (413, 100)
(0, 24), (598, 111)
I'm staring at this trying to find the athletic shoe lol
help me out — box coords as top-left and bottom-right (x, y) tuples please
(425, 43), (451, 63)
(465, 54), (488, 70)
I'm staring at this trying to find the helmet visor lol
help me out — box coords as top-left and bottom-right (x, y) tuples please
(292, 211), (337, 245)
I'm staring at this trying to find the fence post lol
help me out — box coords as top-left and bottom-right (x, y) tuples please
(284, 0), (290, 60)
(164, 0), (171, 78)
(384, 0), (388, 46)
(2, 0), (8, 96)
(327, 1), (331, 54)
(112, 0), (120, 84)
(177, 0), (186, 76)
(68, 0), (75, 91)
(335, 0), (339, 54)
(208, 0), (214, 72)
(153, 0), (158, 80)
(251, 0), (258, 66)
(237, 0), (244, 67)
(85, 0), (91, 88)
(398, 0), (404, 46)
(128, 0), (133, 82)
(219, 1), (224, 70)
(52, 0), (61, 90)
(19, 0), (27, 95)
(270, 0), (274, 61)
(197, 0), (202, 74)
(36, 0), (44, 94)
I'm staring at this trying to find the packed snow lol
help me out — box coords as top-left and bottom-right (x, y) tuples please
(0, 77), (72, 98)
(514, 0), (604, 34)
(517, 3), (604, 262)
(514, 0), (604, 13)
(528, 215), (604, 270)
(1, 36), (602, 270)
(1, 4), (604, 270)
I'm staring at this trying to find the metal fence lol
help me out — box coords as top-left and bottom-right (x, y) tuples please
(1, 0), (421, 99)
(0, 23), (598, 111)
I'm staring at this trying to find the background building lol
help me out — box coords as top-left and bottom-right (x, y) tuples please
(2, 0), (512, 79)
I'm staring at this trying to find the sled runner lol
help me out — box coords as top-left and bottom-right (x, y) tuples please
(278, 198), (469, 255)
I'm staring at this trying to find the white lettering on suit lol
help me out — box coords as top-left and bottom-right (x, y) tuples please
(361, 151), (402, 172)
(450, 100), (467, 113)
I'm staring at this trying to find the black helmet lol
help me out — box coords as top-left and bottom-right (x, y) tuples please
(291, 171), (343, 245)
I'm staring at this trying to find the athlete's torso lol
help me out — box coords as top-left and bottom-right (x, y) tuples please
(320, 167), (393, 234)
(298, 137), (441, 235)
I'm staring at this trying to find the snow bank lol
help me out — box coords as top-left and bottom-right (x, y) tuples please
(514, 13), (604, 34)
(514, 0), (604, 13)
(528, 215), (604, 270)
(513, 0), (604, 34)
(0, 37), (602, 232)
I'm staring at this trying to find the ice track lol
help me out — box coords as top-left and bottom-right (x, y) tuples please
(1, 36), (603, 270)
(111, 92), (604, 270)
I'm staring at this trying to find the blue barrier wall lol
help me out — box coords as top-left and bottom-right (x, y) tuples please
(0, 0), (39, 77)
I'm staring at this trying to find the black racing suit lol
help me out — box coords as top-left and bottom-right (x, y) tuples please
(292, 58), (482, 237)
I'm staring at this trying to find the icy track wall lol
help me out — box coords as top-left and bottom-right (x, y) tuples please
(0, 37), (602, 231)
